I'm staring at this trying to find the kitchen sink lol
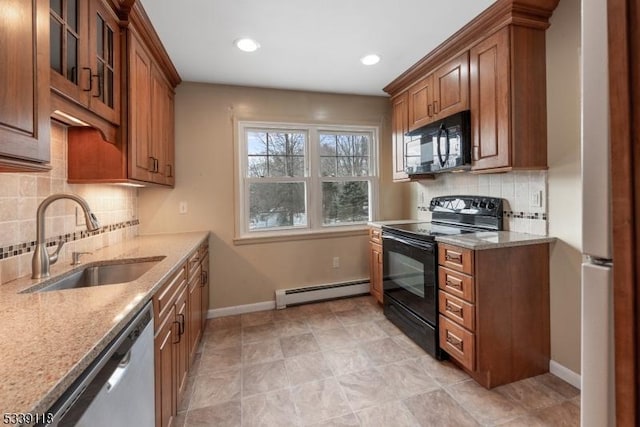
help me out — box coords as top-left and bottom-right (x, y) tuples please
(23, 257), (165, 293)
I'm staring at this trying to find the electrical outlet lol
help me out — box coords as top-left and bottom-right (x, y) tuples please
(179, 201), (188, 214)
(332, 257), (340, 268)
(530, 191), (542, 208)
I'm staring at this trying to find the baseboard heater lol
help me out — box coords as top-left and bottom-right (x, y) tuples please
(275, 279), (370, 309)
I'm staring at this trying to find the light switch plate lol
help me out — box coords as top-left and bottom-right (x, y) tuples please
(179, 201), (188, 214)
(530, 191), (542, 208)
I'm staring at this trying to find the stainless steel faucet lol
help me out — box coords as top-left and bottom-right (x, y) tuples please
(32, 193), (100, 279)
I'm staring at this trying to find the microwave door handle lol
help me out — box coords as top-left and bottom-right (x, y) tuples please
(437, 124), (447, 167)
(445, 128), (451, 165)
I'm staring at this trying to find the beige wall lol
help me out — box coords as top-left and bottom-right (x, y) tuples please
(139, 84), (406, 309)
(546, 0), (582, 374)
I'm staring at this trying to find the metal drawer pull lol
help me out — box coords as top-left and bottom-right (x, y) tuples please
(445, 279), (462, 290)
(173, 321), (181, 343)
(445, 252), (463, 263)
(446, 333), (463, 351)
(446, 302), (462, 316)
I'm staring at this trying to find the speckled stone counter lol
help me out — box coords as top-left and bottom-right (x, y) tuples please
(0, 231), (209, 419)
(367, 219), (423, 228)
(435, 231), (555, 250)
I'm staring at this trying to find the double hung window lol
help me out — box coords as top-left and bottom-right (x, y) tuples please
(237, 122), (378, 237)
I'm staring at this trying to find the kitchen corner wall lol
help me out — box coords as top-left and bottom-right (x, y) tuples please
(0, 122), (139, 285)
(138, 83), (406, 309)
(546, 0), (582, 375)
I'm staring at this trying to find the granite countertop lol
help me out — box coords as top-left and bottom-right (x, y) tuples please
(0, 231), (209, 419)
(369, 220), (555, 250)
(435, 231), (556, 250)
(367, 219), (424, 228)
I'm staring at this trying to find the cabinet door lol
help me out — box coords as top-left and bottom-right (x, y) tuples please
(188, 266), (203, 360)
(200, 250), (210, 329)
(175, 286), (189, 406)
(150, 64), (174, 185)
(87, 0), (120, 125)
(154, 306), (176, 427)
(49, 0), (90, 106)
(470, 28), (510, 171)
(0, 0), (51, 167)
(369, 242), (383, 303)
(391, 93), (409, 182)
(128, 31), (153, 182)
(433, 52), (469, 118)
(407, 74), (434, 131)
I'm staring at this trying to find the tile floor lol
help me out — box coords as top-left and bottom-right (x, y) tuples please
(174, 296), (580, 427)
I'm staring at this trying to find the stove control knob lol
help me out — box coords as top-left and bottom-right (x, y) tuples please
(487, 202), (496, 210)
(479, 201), (487, 208)
(472, 200), (479, 208)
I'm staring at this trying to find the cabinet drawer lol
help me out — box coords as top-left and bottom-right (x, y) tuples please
(154, 265), (186, 325)
(369, 227), (382, 244)
(439, 267), (475, 302)
(438, 244), (474, 274)
(440, 315), (475, 371)
(439, 291), (475, 331)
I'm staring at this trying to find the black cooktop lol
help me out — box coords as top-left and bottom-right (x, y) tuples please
(382, 195), (504, 241)
(382, 222), (477, 241)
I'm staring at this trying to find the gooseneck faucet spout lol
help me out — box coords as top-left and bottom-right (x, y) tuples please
(32, 193), (100, 279)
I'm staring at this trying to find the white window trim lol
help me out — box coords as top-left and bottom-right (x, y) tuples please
(235, 120), (379, 241)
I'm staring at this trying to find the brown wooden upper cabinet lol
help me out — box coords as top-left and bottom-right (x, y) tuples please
(49, 0), (120, 125)
(128, 29), (175, 186)
(470, 26), (548, 172)
(383, 0), (558, 176)
(407, 53), (469, 132)
(0, 0), (51, 171)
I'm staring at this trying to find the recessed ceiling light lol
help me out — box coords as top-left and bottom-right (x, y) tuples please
(235, 38), (260, 53)
(361, 54), (381, 66)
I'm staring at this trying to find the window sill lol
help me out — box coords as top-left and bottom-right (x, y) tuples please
(233, 227), (369, 246)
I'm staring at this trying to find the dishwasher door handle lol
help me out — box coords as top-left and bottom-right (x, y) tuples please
(106, 350), (131, 392)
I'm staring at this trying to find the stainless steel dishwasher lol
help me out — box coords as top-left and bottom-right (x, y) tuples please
(41, 302), (155, 427)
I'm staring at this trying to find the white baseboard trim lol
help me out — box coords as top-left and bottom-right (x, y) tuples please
(207, 300), (275, 319)
(549, 360), (581, 389)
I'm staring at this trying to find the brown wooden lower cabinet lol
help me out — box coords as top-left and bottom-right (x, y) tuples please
(437, 242), (550, 389)
(153, 241), (209, 427)
(369, 227), (383, 303)
(200, 247), (210, 329)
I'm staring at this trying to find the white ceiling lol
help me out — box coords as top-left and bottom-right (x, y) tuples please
(140, 0), (496, 96)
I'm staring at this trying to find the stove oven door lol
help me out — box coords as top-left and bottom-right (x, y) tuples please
(382, 232), (437, 325)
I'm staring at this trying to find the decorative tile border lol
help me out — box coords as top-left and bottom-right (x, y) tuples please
(0, 220), (139, 260)
(503, 211), (548, 221)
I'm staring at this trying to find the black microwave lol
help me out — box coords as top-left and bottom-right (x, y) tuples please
(404, 110), (471, 175)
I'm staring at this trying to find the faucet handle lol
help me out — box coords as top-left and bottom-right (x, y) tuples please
(49, 238), (65, 266)
(71, 251), (92, 265)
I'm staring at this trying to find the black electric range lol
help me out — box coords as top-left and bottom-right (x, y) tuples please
(380, 195), (504, 359)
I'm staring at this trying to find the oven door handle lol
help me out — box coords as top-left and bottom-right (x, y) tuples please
(382, 233), (435, 252)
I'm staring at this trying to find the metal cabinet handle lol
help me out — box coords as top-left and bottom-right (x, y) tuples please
(445, 252), (463, 263)
(148, 157), (155, 172)
(427, 104), (433, 117)
(200, 270), (208, 287)
(178, 313), (185, 335)
(173, 321), (181, 343)
(167, 164), (173, 178)
(446, 332), (463, 351)
(446, 302), (463, 316)
(154, 158), (159, 173)
(92, 73), (102, 99)
(445, 279), (462, 290)
(434, 100), (439, 114)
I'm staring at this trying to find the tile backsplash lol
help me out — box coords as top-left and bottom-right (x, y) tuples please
(413, 171), (548, 235)
(0, 122), (139, 284)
